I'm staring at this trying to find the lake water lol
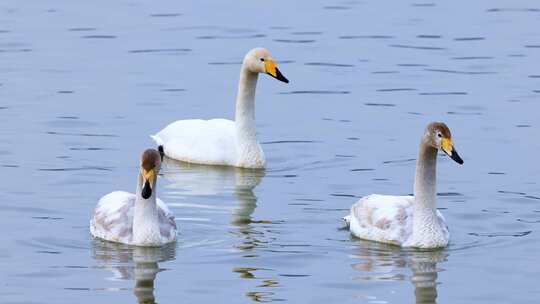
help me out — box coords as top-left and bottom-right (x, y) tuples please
(1, 0), (539, 303)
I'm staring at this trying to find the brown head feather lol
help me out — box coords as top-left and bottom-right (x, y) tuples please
(141, 149), (161, 171)
(427, 122), (452, 138)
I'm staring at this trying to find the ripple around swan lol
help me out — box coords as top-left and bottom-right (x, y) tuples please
(468, 231), (532, 238)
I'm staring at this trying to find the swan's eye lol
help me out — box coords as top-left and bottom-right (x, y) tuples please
(260, 58), (265, 62)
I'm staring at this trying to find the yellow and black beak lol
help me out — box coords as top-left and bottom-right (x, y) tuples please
(265, 59), (289, 83)
(141, 169), (156, 199)
(441, 138), (464, 165)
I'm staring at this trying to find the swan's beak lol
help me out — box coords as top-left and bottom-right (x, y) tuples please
(441, 138), (464, 165)
(141, 168), (156, 199)
(265, 59), (289, 83)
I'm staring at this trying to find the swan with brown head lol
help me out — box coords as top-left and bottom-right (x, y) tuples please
(90, 149), (177, 246)
(344, 122), (463, 249)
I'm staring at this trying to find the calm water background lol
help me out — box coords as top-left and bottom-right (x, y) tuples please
(1, 0), (539, 303)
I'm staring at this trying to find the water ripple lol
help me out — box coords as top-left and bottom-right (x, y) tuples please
(487, 8), (540, 13)
(274, 39), (315, 43)
(198, 34), (265, 39)
(468, 231), (532, 238)
(280, 90), (350, 95)
(339, 35), (394, 39)
(454, 37), (485, 41)
(452, 56), (493, 60)
(376, 88), (416, 92)
(81, 35), (116, 39)
(364, 102), (396, 107)
(128, 48), (191, 54)
(38, 166), (113, 172)
(305, 62), (354, 67)
(68, 27), (96, 32)
(419, 92), (467, 95)
(149, 13), (182, 17)
(389, 44), (445, 50)
(46, 131), (118, 137)
(424, 68), (497, 75)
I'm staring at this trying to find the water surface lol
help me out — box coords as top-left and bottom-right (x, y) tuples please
(0, 0), (539, 303)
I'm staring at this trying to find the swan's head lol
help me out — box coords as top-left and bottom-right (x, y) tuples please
(140, 149), (162, 199)
(243, 47), (289, 83)
(425, 122), (464, 165)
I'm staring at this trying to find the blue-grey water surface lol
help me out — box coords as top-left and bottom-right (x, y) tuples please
(1, 0), (539, 303)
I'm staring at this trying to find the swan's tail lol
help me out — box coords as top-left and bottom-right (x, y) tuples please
(150, 134), (164, 146)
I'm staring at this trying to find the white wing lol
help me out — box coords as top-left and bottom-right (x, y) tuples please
(151, 119), (237, 166)
(90, 191), (177, 245)
(90, 191), (135, 244)
(156, 198), (177, 243)
(347, 194), (414, 246)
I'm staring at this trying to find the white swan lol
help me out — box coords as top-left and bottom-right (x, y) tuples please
(344, 122), (464, 248)
(90, 149), (177, 246)
(151, 47), (289, 169)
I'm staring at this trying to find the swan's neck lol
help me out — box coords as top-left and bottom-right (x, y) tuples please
(235, 65), (259, 142)
(413, 139), (438, 216)
(133, 174), (160, 245)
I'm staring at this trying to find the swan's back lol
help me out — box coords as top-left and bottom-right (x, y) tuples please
(346, 194), (415, 246)
(152, 119), (237, 166)
(90, 191), (177, 245)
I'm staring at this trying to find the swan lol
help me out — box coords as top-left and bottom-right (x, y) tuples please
(344, 122), (464, 248)
(151, 47), (289, 169)
(90, 149), (177, 246)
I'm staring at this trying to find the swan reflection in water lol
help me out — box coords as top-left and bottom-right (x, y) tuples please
(161, 158), (277, 301)
(350, 239), (447, 304)
(160, 158), (265, 227)
(91, 239), (176, 304)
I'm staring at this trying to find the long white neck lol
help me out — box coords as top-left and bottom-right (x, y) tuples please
(133, 174), (160, 245)
(235, 65), (259, 143)
(413, 139), (438, 219)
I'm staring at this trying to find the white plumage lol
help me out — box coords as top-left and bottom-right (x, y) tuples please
(345, 194), (448, 248)
(344, 122), (463, 249)
(151, 119), (238, 166)
(90, 191), (177, 246)
(152, 47), (288, 169)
